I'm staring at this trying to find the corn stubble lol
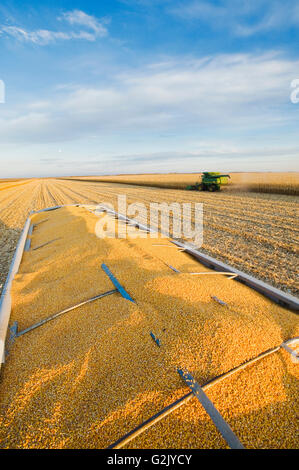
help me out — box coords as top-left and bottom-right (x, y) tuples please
(0, 178), (298, 297)
(0, 206), (298, 449)
(66, 172), (299, 196)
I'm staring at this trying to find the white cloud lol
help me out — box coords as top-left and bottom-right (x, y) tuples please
(1, 26), (73, 45)
(0, 9), (108, 45)
(61, 10), (108, 37)
(170, 0), (299, 36)
(0, 52), (298, 144)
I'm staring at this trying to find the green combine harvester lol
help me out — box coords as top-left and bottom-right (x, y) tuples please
(186, 172), (230, 192)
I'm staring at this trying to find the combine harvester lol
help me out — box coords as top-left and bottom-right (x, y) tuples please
(0, 204), (298, 449)
(186, 172), (230, 191)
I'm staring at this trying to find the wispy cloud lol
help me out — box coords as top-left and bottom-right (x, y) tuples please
(0, 9), (108, 45)
(170, 0), (299, 37)
(0, 51), (298, 143)
(60, 9), (108, 36)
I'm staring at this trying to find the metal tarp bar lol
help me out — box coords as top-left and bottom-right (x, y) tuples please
(212, 296), (227, 306)
(167, 264), (180, 273)
(101, 263), (135, 303)
(16, 289), (118, 337)
(30, 204), (80, 215)
(32, 205), (64, 213)
(33, 237), (61, 251)
(177, 368), (244, 449)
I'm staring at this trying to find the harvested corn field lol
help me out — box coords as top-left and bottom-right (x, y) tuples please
(65, 172), (299, 195)
(0, 178), (298, 297)
(0, 205), (298, 449)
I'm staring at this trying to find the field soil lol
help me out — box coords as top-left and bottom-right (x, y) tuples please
(0, 178), (298, 296)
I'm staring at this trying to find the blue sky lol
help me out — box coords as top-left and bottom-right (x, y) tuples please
(0, 0), (298, 177)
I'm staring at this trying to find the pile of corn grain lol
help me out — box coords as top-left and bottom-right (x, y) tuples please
(0, 206), (298, 449)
